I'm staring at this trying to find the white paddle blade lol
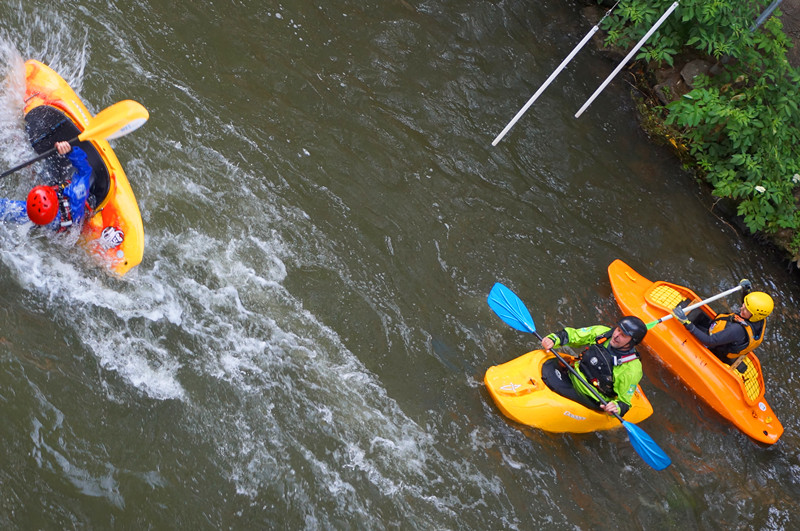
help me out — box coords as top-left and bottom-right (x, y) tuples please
(79, 100), (150, 142)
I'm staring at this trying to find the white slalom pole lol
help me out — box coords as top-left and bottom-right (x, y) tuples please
(647, 284), (743, 329)
(681, 285), (744, 314)
(575, 1), (680, 118)
(491, 0), (623, 146)
(491, 27), (598, 146)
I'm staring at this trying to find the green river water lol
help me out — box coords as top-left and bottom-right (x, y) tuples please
(0, 0), (799, 529)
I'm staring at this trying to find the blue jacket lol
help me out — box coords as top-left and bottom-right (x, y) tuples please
(0, 146), (92, 227)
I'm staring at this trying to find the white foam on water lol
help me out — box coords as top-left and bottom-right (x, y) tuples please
(0, 230), (189, 401)
(133, 203), (501, 523)
(0, 7), (513, 526)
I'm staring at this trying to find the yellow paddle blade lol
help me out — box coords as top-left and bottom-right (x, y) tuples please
(77, 100), (149, 142)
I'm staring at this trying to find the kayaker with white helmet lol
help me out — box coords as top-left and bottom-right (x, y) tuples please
(672, 279), (773, 366)
(540, 316), (648, 417)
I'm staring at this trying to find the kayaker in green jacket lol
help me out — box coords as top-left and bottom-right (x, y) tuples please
(540, 316), (647, 417)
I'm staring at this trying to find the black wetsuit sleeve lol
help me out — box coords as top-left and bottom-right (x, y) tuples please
(686, 322), (746, 349)
(551, 330), (570, 348)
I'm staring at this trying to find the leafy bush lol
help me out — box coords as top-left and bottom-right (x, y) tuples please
(600, 0), (800, 254)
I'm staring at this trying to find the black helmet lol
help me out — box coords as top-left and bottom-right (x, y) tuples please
(616, 316), (647, 345)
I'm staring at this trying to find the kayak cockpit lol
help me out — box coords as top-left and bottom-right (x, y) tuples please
(24, 104), (112, 211)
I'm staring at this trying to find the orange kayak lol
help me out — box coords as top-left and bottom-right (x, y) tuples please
(23, 59), (144, 275)
(608, 259), (782, 444)
(484, 349), (653, 433)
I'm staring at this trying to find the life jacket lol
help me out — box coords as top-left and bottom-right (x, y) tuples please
(55, 184), (73, 231)
(709, 313), (765, 360)
(577, 333), (640, 397)
(54, 179), (93, 231)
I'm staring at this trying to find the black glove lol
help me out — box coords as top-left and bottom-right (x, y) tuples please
(739, 279), (752, 295)
(672, 305), (690, 326)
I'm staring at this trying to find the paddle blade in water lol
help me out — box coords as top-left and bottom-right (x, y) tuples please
(622, 421), (671, 470)
(487, 283), (536, 334)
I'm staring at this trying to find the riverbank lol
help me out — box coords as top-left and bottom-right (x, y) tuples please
(580, 1), (800, 268)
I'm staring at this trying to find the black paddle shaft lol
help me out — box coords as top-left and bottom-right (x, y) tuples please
(0, 137), (77, 180)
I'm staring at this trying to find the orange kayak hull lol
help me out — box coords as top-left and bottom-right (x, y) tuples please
(485, 349), (653, 433)
(23, 59), (144, 275)
(608, 259), (782, 444)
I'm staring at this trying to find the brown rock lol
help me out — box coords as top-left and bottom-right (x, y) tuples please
(681, 59), (713, 89)
(653, 66), (690, 104)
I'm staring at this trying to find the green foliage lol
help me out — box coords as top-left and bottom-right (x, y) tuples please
(601, 0), (800, 253)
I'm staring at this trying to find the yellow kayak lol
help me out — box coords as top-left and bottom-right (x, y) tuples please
(23, 59), (144, 275)
(484, 349), (654, 433)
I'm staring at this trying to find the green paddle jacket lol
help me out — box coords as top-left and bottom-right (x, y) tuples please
(546, 325), (643, 415)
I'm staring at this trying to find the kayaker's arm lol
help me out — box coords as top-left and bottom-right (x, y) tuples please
(65, 145), (93, 183)
(0, 198), (29, 223)
(61, 146), (93, 223)
(672, 303), (749, 349)
(545, 325), (612, 349)
(684, 321), (746, 349)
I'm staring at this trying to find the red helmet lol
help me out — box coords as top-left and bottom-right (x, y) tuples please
(26, 185), (58, 225)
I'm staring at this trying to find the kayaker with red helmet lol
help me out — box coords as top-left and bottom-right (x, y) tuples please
(0, 141), (91, 230)
(540, 316), (648, 417)
(672, 279), (773, 366)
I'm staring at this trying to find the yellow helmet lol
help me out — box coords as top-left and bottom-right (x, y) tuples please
(743, 292), (773, 322)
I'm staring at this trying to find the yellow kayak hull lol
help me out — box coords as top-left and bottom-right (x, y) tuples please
(485, 350), (653, 433)
(23, 59), (144, 275)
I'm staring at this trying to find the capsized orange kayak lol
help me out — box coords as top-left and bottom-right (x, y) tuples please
(23, 59), (144, 275)
(608, 259), (782, 444)
(484, 349), (653, 433)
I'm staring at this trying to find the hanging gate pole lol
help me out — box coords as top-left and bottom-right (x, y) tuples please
(575, 1), (680, 118)
(491, 0), (622, 145)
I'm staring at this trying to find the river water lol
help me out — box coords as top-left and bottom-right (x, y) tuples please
(0, 0), (799, 528)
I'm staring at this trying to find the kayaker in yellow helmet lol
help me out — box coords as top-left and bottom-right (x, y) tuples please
(671, 279), (773, 368)
(540, 316), (648, 417)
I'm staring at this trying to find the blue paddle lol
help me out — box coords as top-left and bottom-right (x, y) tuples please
(487, 282), (672, 471)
